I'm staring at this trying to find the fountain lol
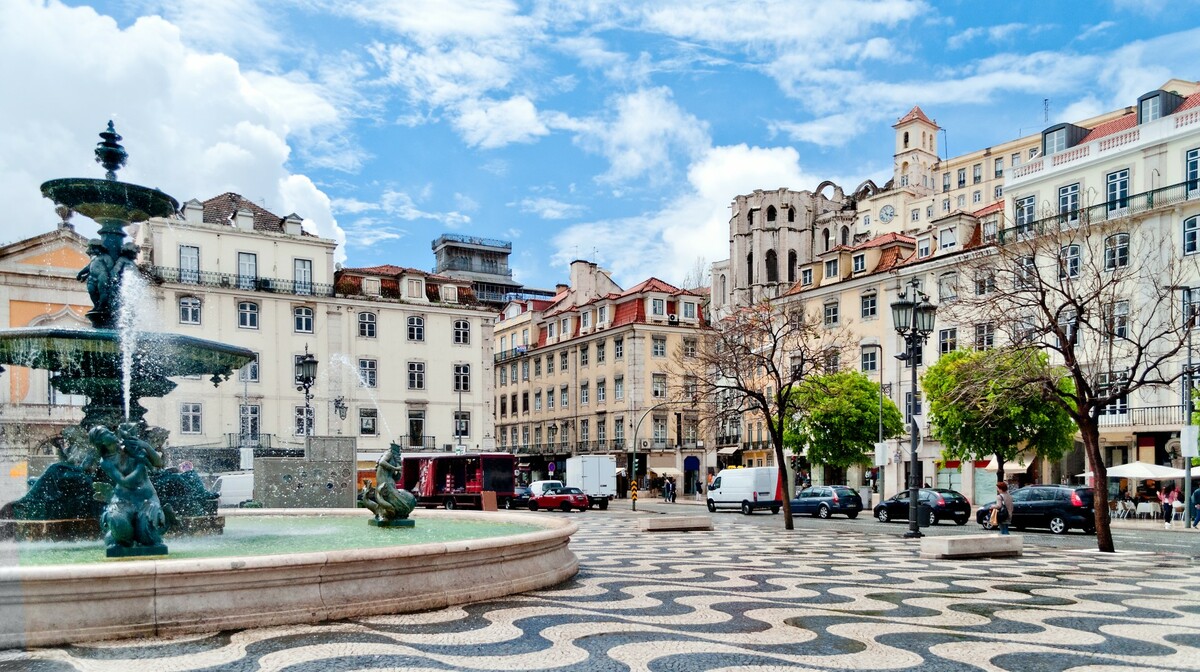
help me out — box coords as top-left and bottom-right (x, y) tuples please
(0, 124), (578, 648)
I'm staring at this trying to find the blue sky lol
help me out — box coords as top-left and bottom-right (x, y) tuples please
(2, 0), (1199, 291)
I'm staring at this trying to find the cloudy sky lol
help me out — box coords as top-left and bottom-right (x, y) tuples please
(2, 0), (1198, 290)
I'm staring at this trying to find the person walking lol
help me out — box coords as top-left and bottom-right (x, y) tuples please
(1160, 484), (1178, 529)
(1192, 485), (1200, 529)
(990, 481), (1013, 535)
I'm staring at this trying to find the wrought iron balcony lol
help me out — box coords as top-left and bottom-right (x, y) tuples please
(998, 180), (1198, 244)
(395, 435), (439, 451)
(433, 233), (512, 250)
(149, 266), (334, 297)
(1096, 404), (1186, 427)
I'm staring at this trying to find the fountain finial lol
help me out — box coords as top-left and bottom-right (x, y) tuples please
(95, 121), (128, 181)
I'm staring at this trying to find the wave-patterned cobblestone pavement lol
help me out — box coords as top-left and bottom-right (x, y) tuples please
(3, 515), (1199, 671)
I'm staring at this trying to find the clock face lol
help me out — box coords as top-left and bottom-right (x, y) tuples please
(879, 205), (896, 223)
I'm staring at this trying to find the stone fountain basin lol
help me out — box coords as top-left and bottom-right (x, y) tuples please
(0, 508), (578, 648)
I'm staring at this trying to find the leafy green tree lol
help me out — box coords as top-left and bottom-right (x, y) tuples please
(785, 371), (904, 470)
(922, 349), (1075, 483)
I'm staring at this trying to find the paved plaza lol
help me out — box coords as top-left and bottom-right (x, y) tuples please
(2, 511), (1199, 671)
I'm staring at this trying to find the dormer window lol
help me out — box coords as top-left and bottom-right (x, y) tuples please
(651, 298), (665, 316)
(1044, 128), (1067, 155)
(918, 238), (931, 258)
(406, 278), (423, 298)
(362, 277), (380, 296)
(801, 268), (813, 286)
(852, 254), (866, 273)
(824, 259), (838, 278)
(598, 305), (607, 324)
(1141, 96), (1161, 123)
(441, 285), (458, 302)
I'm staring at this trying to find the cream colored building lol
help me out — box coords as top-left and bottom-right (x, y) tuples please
(493, 260), (711, 493)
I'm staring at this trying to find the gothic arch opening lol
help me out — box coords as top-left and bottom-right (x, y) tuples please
(765, 250), (778, 282)
(841, 226), (850, 246)
(787, 250), (797, 283)
(903, 131), (910, 148)
(746, 253), (753, 285)
(822, 229), (830, 252)
(766, 205), (777, 222)
(788, 207), (795, 222)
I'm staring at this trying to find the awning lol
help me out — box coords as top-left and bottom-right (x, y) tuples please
(717, 447), (740, 455)
(651, 467), (683, 477)
(983, 450), (1036, 472)
(615, 468), (627, 476)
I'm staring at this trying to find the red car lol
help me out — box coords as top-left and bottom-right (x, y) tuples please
(528, 486), (589, 512)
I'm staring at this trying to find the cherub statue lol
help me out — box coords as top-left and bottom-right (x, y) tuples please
(75, 239), (113, 314)
(363, 442), (416, 523)
(91, 425), (166, 553)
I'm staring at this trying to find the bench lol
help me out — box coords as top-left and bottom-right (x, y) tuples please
(919, 534), (1022, 559)
(637, 515), (713, 532)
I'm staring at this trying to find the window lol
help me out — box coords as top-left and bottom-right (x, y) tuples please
(1097, 370), (1129, 415)
(1017, 256), (1037, 288)
(180, 403), (202, 434)
(560, 351), (569, 371)
(938, 272), (957, 301)
(179, 296), (201, 324)
(904, 342), (923, 367)
(547, 388), (554, 410)
(597, 379), (607, 402)
(825, 351), (840, 373)
(1104, 233), (1129, 270)
(939, 328), (957, 354)
(580, 345), (589, 366)
(596, 341), (606, 363)
(957, 195), (966, 208)
(863, 214), (871, 228)
(407, 361), (425, 390)
(521, 360), (529, 381)
(1057, 308), (1078, 347)
(453, 363), (471, 393)
(939, 228), (956, 249)
(598, 306), (608, 323)
(534, 358), (542, 377)
(359, 312), (376, 338)
(295, 406), (314, 436)
(362, 277), (380, 296)
(1187, 148), (1199, 196)
(358, 359), (377, 388)
(973, 163), (982, 184)
(852, 254), (866, 273)
(1015, 195), (1036, 230)
(294, 259), (313, 295)
(1059, 245), (1080, 279)
(547, 322), (556, 339)
(911, 208), (919, 222)
(942, 198), (950, 212)
(823, 301), (839, 326)
(499, 367), (507, 386)
(453, 319), (470, 344)
(238, 353), (260, 382)
(1140, 96), (1161, 123)
(975, 273), (995, 296)
(614, 338), (624, 359)
(683, 302), (696, 319)
(824, 259), (838, 278)
(801, 268), (813, 285)
(1044, 128), (1067, 155)
(406, 278), (423, 298)
(441, 284), (458, 302)
(1058, 183), (1080, 222)
(580, 382), (590, 405)
(957, 168), (966, 188)
(360, 408), (378, 435)
(983, 220), (998, 242)
(1029, 148), (1038, 159)
(972, 190), (981, 204)
(994, 157), (1004, 178)
(238, 301), (259, 329)
(994, 185), (1003, 199)
(652, 336), (666, 357)
(1106, 169), (1129, 211)
(1012, 152), (1021, 167)
(926, 205), (934, 219)
(407, 316), (425, 341)
(239, 404), (260, 440)
(905, 391), (922, 423)
(917, 238), (931, 258)
(652, 374), (667, 399)
(179, 245), (200, 284)
(1185, 216), (1200, 255)
(683, 338), (697, 357)
(861, 347), (877, 372)
(561, 318), (569, 336)
(534, 391), (543, 411)
(861, 293), (877, 319)
(942, 173), (950, 192)
(651, 298), (665, 316)
(237, 252), (257, 290)
(974, 323), (995, 349)
(615, 376), (624, 401)
(1106, 301), (1129, 340)
(560, 385), (569, 408)
(294, 306), (313, 333)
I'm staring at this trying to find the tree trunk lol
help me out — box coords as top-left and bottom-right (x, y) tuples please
(1079, 417), (1114, 552)
(773, 440), (794, 530)
(995, 455), (1006, 485)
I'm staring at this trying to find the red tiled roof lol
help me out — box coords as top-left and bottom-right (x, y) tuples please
(620, 277), (681, 297)
(1178, 91), (1200, 112)
(201, 192), (313, 236)
(852, 232), (914, 250)
(610, 299), (645, 328)
(894, 106), (937, 128)
(972, 201), (1004, 217)
(875, 247), (905, 272)
(1079, 113), (1136, 144)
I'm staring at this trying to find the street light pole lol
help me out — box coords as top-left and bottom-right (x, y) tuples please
(294, 345), (318, 437)
(1173, 285), (1197, 528)
(891, 278), (937, 540)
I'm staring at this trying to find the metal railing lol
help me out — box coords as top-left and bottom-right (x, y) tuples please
(395, 435), (439, 451)
(494, 346), (536, 363)
(433, 233), (512, 250)
(715, 434), (742, 446)
(149, 266), (335, 297)
(435, 260), (514, 277)
(1097, 404), (1185, 427)
(998, 180), (1198, 244)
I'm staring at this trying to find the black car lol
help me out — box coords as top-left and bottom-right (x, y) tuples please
(504, 486), (533, 510)
(873, 488), (972, 526)
(976, 485), (1096, 534)
(790, 485), (863, 519)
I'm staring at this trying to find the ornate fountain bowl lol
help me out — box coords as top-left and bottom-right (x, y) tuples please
(40, 178), (178, 223)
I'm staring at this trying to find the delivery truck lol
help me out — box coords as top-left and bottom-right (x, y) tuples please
(564, 455), (616, 510)
(395, 452), (517, 510)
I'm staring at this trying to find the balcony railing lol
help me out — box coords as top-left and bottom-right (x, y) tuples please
(998, 180), (1198, 244)
(149, 266), (334, 297)
(433, 233), (512, 250)
(395, 435), (439, 451)
(495, 346), (536, 363)
(435, 260), (514, 277)
(715, 434), (742, 446)
(1097, 404), (1185, 427)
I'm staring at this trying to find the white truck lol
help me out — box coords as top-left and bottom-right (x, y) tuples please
(564, 455), (616, 510)
(706, 467), (782, 515)
(213, 472), (254, 508)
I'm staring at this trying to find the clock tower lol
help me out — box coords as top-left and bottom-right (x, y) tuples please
(893, 106), (939, 196)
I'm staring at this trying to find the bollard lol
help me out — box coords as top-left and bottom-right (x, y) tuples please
(631, 482), (638, 512)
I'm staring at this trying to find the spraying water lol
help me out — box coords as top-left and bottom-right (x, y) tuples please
(327, 353), (394, 439)
(116, 266), (155, 420)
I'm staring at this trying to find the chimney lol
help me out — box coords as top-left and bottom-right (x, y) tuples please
(555, 283), (569, 294)
(234, 208), (255, 231)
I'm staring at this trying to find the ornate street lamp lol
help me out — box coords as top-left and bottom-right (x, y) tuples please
(295, 345), (318, 436)
(890, 278), (937, 539)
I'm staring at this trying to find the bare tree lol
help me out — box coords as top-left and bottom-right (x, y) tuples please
(946, 203), (1198, 552)
(680, 256), (710, 292)
(674, 298), (850, 530)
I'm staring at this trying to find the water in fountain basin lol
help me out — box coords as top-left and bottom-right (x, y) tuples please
(116, 266), (157, 420)
(327, 353), (394, 439)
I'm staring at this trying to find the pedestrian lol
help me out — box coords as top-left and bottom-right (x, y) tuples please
(990, 481), (1013, 535)
(1160, 484), (1178, 529)
(1192, 485), (1200, 529)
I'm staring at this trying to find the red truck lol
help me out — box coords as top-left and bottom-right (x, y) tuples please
(396, 452), (518, 510)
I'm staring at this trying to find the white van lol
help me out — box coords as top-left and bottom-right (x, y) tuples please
(706, 467), (782, 515)
(528, 479), (564, 496)
(213, 472), (254, 508)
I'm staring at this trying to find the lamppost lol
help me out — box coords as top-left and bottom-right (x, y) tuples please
(866, 343), (885, 499)
(295, 345), (318, 436)
(890, 278), (937, 539)
(1169, 285), (1196, 528)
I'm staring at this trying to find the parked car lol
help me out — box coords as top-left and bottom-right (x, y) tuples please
(529, 486), (590, 512)
(505, 486), (533, 510)
(528, 480), (564, 496)
(976, 485), (1096, 534)
(874, 488), (971, 526)
(790, 485), (863, 519)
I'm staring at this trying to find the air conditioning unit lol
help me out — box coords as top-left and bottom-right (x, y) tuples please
(641, 439), (650, 449)
(667, 313), (678, 323)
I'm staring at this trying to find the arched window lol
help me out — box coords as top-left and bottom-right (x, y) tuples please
(293, 306), (313, 333)
(903, 131), (910, 148)
(765, 250), (778, 282)
(720, 274), (727, 299)
(179, 296), (201, 325)
(358, 312), (376, 338)
(841, 226), (850, 246)
(747, 210), (755, 227)
(238, 301), (259, 329)
(746, 253), (753, 285)
(787, 250), (797, 283)
(822, 229), (830, 251)
(407, 315), (425, 341)
(766, 205), (777, 222)
(453, 319), (470, 344)
(787, 207), (795, 223)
